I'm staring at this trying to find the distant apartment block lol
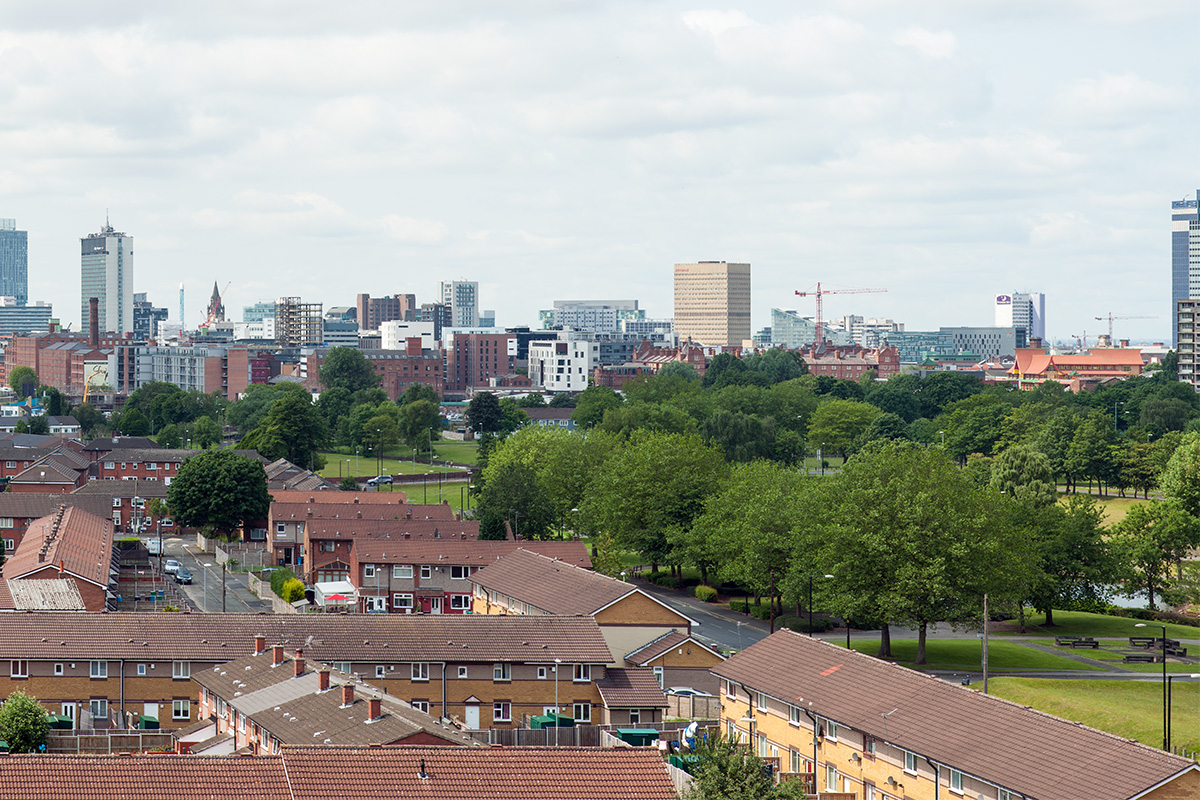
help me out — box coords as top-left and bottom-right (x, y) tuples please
(0, 218), (28, 305)
(380, 320), (437, 350)
(883, 327), (1027, 362)
(275, 296), (323, 347)
(1172, 190), (1200, 347)
(0, 298), (53, 336)
(134, 345), (252, 401)
(444, 330), (517, 393)
(306, 345), (444, 400)
(770, 308), (852, 350)
(132, 292), (168, 341)
(543, 300), (644, 332)
(674, 261), (751, 348)
(795, 344), (901, 380)
(80, 222), (133, 335)
(440, 280), (479, 328)
(994, 292), (1045, 341)
(242, 301), (276, 323)
(355, 293), (416, 331)
(1176, 299), (1200, 389)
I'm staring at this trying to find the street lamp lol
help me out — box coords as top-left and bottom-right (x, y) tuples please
(1166, 673), (1200, 751)
(553, 658), (562, 747)
(423, 472), (430, 504)
(807, 574), (835, 636)
(937, 430), (945, 447)
(1135, 622), (1168, 749)
(202, 562), (213, 612)
(1114, 400), (1124, 432)
(412, 448), (417, 468)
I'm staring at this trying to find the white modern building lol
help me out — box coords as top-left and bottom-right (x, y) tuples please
(527, 333), (600, 393)
(80, 222), (134, 335)
(440, 280), (479, 328)
(994, 292), (1045, 341)
(380, 320), (437, 350)
(545, 300), (643, 332)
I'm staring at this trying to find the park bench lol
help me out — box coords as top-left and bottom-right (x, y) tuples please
(1054, 636), (1082, 646)
(1165, 645), (1188, 657)
(1129, 637), (1158, 648)
(1069, 638), (1099, 649)
(1123, 653), (1160, 664)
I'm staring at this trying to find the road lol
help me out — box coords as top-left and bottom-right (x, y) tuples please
(153, 535), (271, 613)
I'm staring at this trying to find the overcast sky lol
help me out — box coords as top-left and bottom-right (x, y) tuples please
(1, 1), (1194, 344)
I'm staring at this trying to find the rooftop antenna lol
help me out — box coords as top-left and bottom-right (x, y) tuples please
(881, 707), (898, 740)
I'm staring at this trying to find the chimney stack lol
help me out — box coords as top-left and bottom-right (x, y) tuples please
(318, 670), (330, 692)
(341, 685), (355, 707)
(368, 697), (382, 721)
(293, 652), (305, 677)
(272, 645), (285, 666)
(254, 635), (266, 655)
(89, 297), (99, 347)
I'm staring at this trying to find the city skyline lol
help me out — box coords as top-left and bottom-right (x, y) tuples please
(0, 2), (1192, 342)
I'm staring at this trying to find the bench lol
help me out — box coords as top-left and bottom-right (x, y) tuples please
(1165, 646), (1188, 657)
(1123, 653), (1161, 664)
(1129, 637), (1158, 648)
(1069, 639), (1099, 649)
(1055, 636), (1082, 646)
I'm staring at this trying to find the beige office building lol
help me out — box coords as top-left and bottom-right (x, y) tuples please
(673, 261), (751, 348)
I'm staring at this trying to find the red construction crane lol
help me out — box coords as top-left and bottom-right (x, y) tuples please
(794, 283), (887, 348)
(1094, 312), (1155, 340)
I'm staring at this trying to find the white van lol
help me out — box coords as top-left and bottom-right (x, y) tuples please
(146, 538), (162, 556)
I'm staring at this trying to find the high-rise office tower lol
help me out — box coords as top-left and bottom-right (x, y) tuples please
(994, 292), (1045, 341)
(440, 280), (479, 328)
(1172, 190), (1200, 348)
(81, 221), (134, 334)
(673, 261), (752, 348)
(0, 219), (28, 305)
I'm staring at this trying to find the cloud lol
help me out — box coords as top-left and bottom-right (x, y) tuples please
(892, 26), (957, 59)
(380, 216), (449, 244)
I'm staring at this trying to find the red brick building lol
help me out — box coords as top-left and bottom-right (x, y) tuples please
(306, 343), (445, 401)
(1, 505), (116, 611)
(795, 344), (901, 380)
(444, 332), (517, 393)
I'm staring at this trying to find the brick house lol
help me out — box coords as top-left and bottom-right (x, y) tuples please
(794, 343), (901, 380)
(1, 506), (116, 612)
(70, 479), (172, 534)
(0, 494), (113, 555)
(713, 629), (1200, 800)
(6, 451), (91, 493)
(0, 613), (613, 731)
(625, 630), (726, 696)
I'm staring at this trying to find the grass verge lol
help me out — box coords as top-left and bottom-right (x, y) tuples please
(847, 638), (1104, 672)
(997, 611), (1199, 642)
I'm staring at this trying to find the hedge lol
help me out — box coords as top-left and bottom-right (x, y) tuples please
(281, 578), (306, 604)
(269, 567), (299, 599)
(694, 585), (718, 602)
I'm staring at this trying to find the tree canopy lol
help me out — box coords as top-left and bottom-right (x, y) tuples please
(318, 346), (380, 394)
(167, 449), (272, 540)
(0, 690), (49, 753)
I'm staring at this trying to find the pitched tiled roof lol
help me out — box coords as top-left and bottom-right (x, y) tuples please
(0, 755), (292, 800)
(2, 507), (113, 586)
(625, 630), (723, 666)
(0, 612), (613, 663)
(82, 436), (161, 451)
(0, 493), (112, 520)
(263, 459), (335, 492)
(273, 503), (457, 524)
(352, 538), (589, 567)
(9, 458), (82, 484)
(281, 746), (680, 800)
(72, 479), (168, 498)
(713, 630), (1194, 800)
(270, 490), (421, 506)
(471, 548), (639, 616)
(596, 667), (669, 709)
(0, 748), (679, 800)
(5, 578), (85, 610)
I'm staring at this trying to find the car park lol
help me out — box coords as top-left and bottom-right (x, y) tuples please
(174, 567), (193, 585)
(162, 559), (182, 575)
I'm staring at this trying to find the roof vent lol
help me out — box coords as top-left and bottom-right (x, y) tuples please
(418, 759), (429, 780)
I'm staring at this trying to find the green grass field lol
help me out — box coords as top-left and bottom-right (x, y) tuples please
(319, 454), (465, 479)
(846, 638), (1104, 672)
(1071, 647), (1200, 674)
(433, 439), (479, 465)
(996, 611), (1200, 642)
(989, 677), (1199, 752)
(1076, 495), (1148, 527)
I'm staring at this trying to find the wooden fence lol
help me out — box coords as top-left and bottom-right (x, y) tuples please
(46, 731), (175, 754)
(667, 694), (721, 720)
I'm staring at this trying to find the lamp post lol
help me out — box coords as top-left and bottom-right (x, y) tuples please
(412, 448), (417, 468)
(1114, 400), (1124, 432)
(202, 562), (213, 612)
(423, 472), (429, 504)
(1166, 673), (1200, 751)
(807, 574), (835, 636)
(553, 658), (562, 747)
(938, 430), (945, 447)
(429, 428), (434, 465)
(1135, 622), (1168, 749)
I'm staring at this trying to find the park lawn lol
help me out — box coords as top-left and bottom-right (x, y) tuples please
(848, 638), (1104, 672)
(1073, 648), (1200, 674)
(989, 678), (1199, 752)
(1085, 495), (1148, 527)
(997, 610), (1200, 643)
(319, 454), (464, 479)
(434, 439), (479, 465)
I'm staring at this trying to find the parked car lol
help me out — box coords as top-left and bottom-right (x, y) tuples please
(174, 567), (193, 585)
(366, 475), (393, 486)
(162, 559), (182, 575)
(665, 687), (713, 697)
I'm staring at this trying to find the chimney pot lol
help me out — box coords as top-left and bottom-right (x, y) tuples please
(254, 635), (266, 655)
(342, 684), (354, 707)
(272, 645), (284, 666)
(318, 670), (330, 692)
(368, 697), (382, 721)
(293, 657), (305, 677)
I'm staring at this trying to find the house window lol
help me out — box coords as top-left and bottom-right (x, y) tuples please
(864, 737), (876, 756)
(172, 661), (190, 680)
(756, 692), (767, 711)
(10, 660), (28, 678)
(363, 565), (376, 579)
(629, 709), (641, 725)
(458, 666), (468, 678)
(790, 749), (801, 773)
(949, 769), (963, 793)
(537, 667), (548, 680)
(137, 664), (147, 676)
(105, 462), (115, 470)
(331, 662), (352, 674)
(411, 700), (430, 713)
(758, 733), (769, 757)
(90, 661), (108, 679)
(826, 765), (838, 792)
(450, 594), (471, 610)
(420, 565), (432, 580)
(573, 663), (590, 683)
(276, 523), (286, 534)
(1, 538), (12, 552)
(393, 565), (413, 579)
(320, 542), (335, 552)
(90, 699), (108, 719)
(493, 663), (510, 681)
(826, 721), (838, 741)
(572, 702), (591, 722)
(904, 751), (918, 774)
(789, 705), (800, 726)
(493, 702), (511, 722)
(393, 594), (413, 611)
(147, 463), (157, 470)
(450, 566), (469, 580)
(5, 461), (16, 469)
(652, 665), (664, 687)
(998, 792), (1013, 800)
(173, 699), (190, 720)
(412, 663), (429, 681)
(112, 497), (122, 508)
(54, 663), (63, 676)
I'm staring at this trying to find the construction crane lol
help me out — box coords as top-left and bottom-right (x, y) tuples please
(198, 282), (232, 331)
(1094, 312), (1155, 340)
(794, 282), (887, 348)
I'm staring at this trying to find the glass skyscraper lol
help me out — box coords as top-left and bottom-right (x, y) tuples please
(0, 219), (28, 304)
(81, 222), (134, 334)
(1171, 190), (1200, 348)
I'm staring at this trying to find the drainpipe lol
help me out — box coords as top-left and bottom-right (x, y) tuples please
(441, 662), (448, 720)
(925, 757), (940, 800)
(119, 659), (126, 726)
(803, 707), (819, 790)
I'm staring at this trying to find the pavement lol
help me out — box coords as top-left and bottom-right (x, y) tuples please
(147, 535), (272, 613)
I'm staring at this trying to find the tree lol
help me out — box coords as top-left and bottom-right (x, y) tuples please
(1159, 430), (1200, 517)
(72, 403), (105, 437)
(167, 449), (271, 541)
(0, 690), (49, 753)
(516, 393), (546, 408)
(935, 394), (1009, 462)
(990, 445), (1057, 508)
(40, 386), (65, 417)
(156, 423), (182, 449)
(316, 387), (354, 433)
(1026, 495), (1115, 625)
(398, 399), (442, 451)
(360, 413), (400, 457)
(27, 416), (49, 435)
(338, 477), (358, 491)
(192, 416), (221, 448)
(806, 398), (881, 458)
(701, 410), (775, 462)
(240, 391), (328, 470)
(117, 407), (151, 436)
(466, 392), (503, 434)
(571, 385), (623, 429)
(683, 733), (808, 800)
(318, 346), (380, 394)
(478, 461), (556, 540)
(7, 366), (37, 397)
(398, 382), (440, 406)
(1112, 502), (1200, 608)
(1066, 411), (1118, 493)
(227, 383), (307, 433)
(548, 392), (576, 408)
(1035, 409), (1081, 491)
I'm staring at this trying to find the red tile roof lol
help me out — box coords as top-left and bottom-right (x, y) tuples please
(471, 548), (660, 617)
(625, 630), (723, 666)
(714, 630), (1194, 800)
(596, 667), (669, 709)
(352, 537), (589, 567)
(2, 506), (113, 587)
(270, 491), (444, 509)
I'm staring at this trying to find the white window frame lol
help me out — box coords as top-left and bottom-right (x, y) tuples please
(90, 660), (108, 679)
(537, 666), (548, 680)
(420, 565), (432, 580)
(493, 702), (511, 722)
(826, 765), (838, 792)
(450, 594), (471, 610)
(376, 665), (386, 678)
(393, 593), (413, 611)
(1, 538), (12, 553)
(629, 708), (641, 725)
(363, 564), (376, 579)
(904, 750), (918, 774)
(457, 666), (468, 678)
(756, 691), (767, 711)
(789, 705), (800, 726)
(276, 522), (286, 534)
(572, 702), (591, 722)
(172, 661), (190, 680)
(573, 663), (590, 683)
(450, 565), (469, 580)
(90, 698), (108, 719)
(411, 700), (430, 713)
(652, 665), (664, 687)
(949, 769), (963, 793)
(137, 664), (147, 676)
(826, 720), (838, 741)
(10, 660), (28, 678)
(411, 662), (429, 681)
(493, 662), (510, 682)
(173, 699), (190, 720)
(53, 663), (63, 676)
(393, 564), (413, 579)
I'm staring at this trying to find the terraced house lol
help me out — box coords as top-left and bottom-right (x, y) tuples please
(713, 630), (1199, 800)
(0, 612), (613, 731)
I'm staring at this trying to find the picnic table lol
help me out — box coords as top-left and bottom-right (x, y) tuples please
(1123, 653), (1161, 664)
(1055, 636), (1082, 646)
(1069, 638), (1099, 649)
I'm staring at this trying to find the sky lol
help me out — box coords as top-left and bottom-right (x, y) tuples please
(0, 0), (1194, 344)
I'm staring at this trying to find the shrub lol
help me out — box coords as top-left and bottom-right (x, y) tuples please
(338, 477), (358, 491)
(281, 578), (306, 603)
(0, 690), (49, 753)
(694, 585), (718, 602)
(645, 571), (680, 589)
(269, 567), (298, 599)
